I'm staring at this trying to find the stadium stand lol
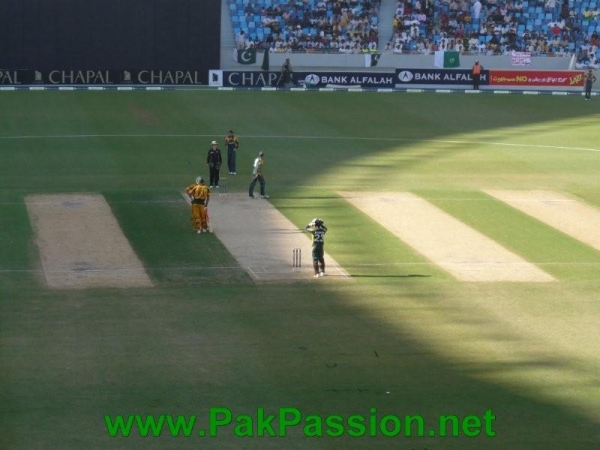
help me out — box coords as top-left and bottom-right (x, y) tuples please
(384, 0), (600, 62)
(228, 0), (381, 53)
(227, 0), (600, 64)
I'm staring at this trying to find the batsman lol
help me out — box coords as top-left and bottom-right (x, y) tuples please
(185, 176), (210, 233)
(305, 218), (328, 277)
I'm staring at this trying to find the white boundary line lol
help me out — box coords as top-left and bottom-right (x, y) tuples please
(0, 133), (599, 153)
(1, 85), (594, 97)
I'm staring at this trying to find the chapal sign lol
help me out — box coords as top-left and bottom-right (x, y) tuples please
(221, 71), (395, 88)
(0, 69), (204, 85)
(0, 70), (26, 84)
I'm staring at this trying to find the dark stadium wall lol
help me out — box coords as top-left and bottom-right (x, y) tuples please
(0, 0), (220, 84)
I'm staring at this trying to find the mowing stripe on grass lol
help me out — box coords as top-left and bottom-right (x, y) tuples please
(25, 194), (152, 289)
(341, 192), (554, 282)
(181, 192), (349, 281)
(486, 190), (600, 253)
(1, 133), (599, 154)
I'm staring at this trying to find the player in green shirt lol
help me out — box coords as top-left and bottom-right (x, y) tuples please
(305, 218), (328, 278)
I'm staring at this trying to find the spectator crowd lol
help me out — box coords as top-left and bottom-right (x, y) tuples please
(233, 1), (382, 53)
(230, 0), (600, 62)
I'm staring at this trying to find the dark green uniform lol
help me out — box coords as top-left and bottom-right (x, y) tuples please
(305, 219), (328, 277)
(585, 70), (596, 100)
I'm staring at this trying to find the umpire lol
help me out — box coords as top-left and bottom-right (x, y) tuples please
(248, 151), (268, 198)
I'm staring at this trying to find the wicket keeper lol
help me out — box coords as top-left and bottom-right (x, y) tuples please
(305, 218), (327, 277)
(186, 176), (210, 233)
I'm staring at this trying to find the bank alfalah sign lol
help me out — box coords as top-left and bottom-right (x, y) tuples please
(0, 69), (204, 85)
(210, 70), (396, 88)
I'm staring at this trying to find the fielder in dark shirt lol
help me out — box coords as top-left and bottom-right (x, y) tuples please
(305, 218), (328, 277)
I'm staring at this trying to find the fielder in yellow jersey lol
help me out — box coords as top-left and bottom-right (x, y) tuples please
(185, 176), (210, 233)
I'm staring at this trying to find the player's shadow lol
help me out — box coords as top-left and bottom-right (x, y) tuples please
(350, 274), (432, 278)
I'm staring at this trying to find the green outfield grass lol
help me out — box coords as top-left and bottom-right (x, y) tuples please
(1, 91), (600, 449)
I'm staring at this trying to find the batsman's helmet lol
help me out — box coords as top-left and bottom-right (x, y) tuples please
(315, 218), (324, 227)
(196, 176), (204, 184)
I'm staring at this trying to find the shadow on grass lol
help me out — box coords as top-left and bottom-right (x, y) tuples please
(3, 283), (599, 449)
(2, 91), (599, 450)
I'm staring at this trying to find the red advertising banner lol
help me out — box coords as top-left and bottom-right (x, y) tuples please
(489, 70), (584, 87)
